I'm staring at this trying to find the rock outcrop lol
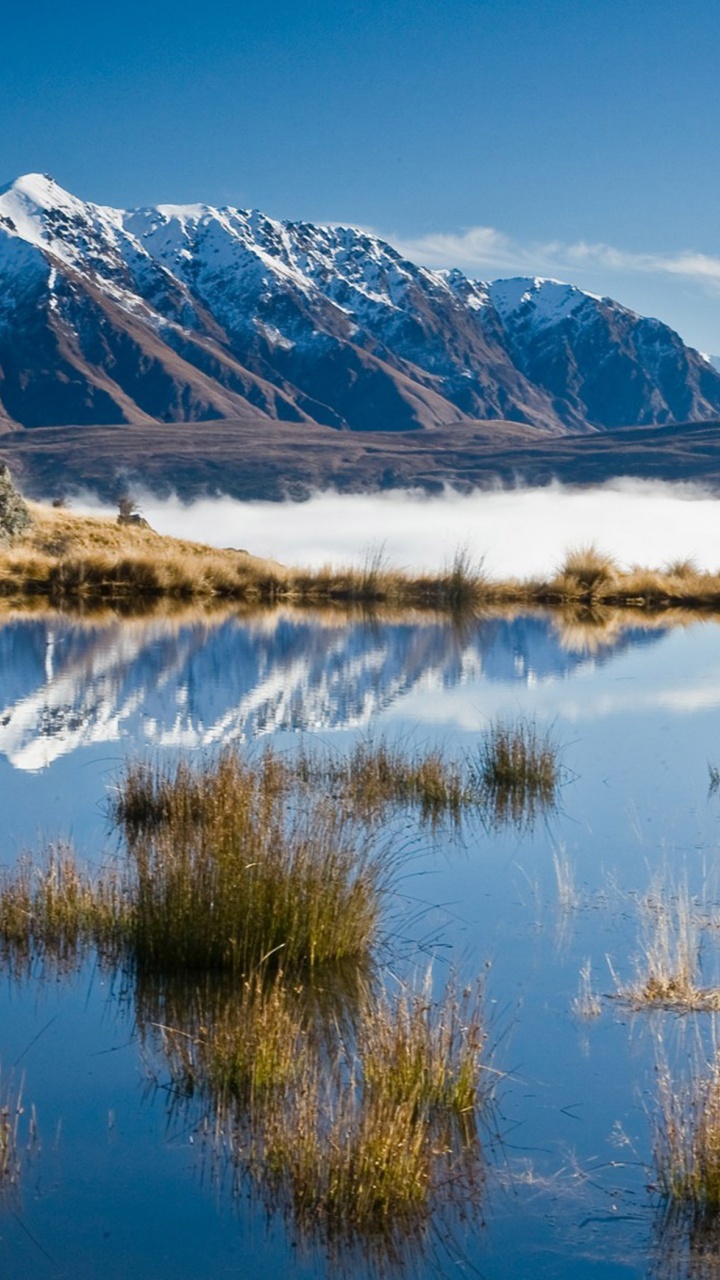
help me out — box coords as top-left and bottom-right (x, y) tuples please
(0, 464), (31, 541)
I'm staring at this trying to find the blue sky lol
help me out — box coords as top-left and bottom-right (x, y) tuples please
(3, 0), (720, 349)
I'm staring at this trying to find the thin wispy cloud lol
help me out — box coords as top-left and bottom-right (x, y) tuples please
(389, 226), (720, 292)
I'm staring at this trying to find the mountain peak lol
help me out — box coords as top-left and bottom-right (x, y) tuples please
(487, 275), (608, 329)
(0, 173), (96, 258)
(0, 175), (717, 437)
(0, 172), (75, 209)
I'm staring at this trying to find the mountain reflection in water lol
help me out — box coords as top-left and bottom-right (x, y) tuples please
(0, 605), (670, 772)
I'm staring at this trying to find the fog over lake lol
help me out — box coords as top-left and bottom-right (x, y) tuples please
(75, 479), (720, 576)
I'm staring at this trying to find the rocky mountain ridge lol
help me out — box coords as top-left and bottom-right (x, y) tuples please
(1, 173), (719, 435)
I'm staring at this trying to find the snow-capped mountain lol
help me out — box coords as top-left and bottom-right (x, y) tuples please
(0, 173), (718, 435)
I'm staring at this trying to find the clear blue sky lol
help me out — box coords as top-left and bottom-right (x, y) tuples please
(3, 0), (720, 349)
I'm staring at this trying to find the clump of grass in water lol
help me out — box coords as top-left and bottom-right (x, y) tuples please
(360, 973), (485, 1118)
(0, 844), (128, 973)
(0, 750), (388, 979)
(147, 973), (308, 1108)
(128, 969), (488, 1271)
(614, 878), (720, 1012)
(653, 1049), (720, 1217)
(0, 1068), (36, 1196)
(572, 959), (602, 1019)
(0, 739), (489, 1268)
(216, 973), (487, 1264)
(296, 736), (470, 826)
(115, 748), (388, 977)
(471, 717), (560, 830)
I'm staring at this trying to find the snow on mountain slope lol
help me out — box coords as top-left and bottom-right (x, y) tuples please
(0, 174), (719, 435)
(487, 277), (599, 328)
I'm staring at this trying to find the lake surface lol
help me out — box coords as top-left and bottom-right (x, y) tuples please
(2, 603), (720, 1278)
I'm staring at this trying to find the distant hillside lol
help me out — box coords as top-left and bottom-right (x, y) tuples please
(0, 173), (719, 436)
(5, 418), (720, 504)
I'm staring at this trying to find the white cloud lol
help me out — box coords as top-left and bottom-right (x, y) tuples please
(389, 225), (720, 293)
(73, 479), (720, 580)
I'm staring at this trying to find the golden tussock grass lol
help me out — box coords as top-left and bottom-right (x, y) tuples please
(0, 749), (391, 979)
(0, 844), (129, 973)
(188, 972), (488, 1263)
(295, 737), (471, 826)
(0, 739), (491, 1260)
(6, 508), (720, 614)
(296, 727), (561, 832)
(0, 730), (558, 984)
(117, 748), (392, 976)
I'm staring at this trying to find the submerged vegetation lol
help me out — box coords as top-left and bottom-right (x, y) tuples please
(4, 504), (720, 614)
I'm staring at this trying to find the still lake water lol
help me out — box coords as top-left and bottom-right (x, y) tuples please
(2, 603), (720, 1278)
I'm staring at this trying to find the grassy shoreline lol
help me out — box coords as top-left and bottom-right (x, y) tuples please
(5, 503), (720, 612)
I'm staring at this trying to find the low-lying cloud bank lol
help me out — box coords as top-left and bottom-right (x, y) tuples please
(73, 479), (720, 580)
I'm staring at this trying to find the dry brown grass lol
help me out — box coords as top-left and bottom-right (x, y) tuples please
(615, 879), (720, 1013)
(295, 737), (472, 826)
(4, 505), (720, 614)
(653, 1044), (720, 1219)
